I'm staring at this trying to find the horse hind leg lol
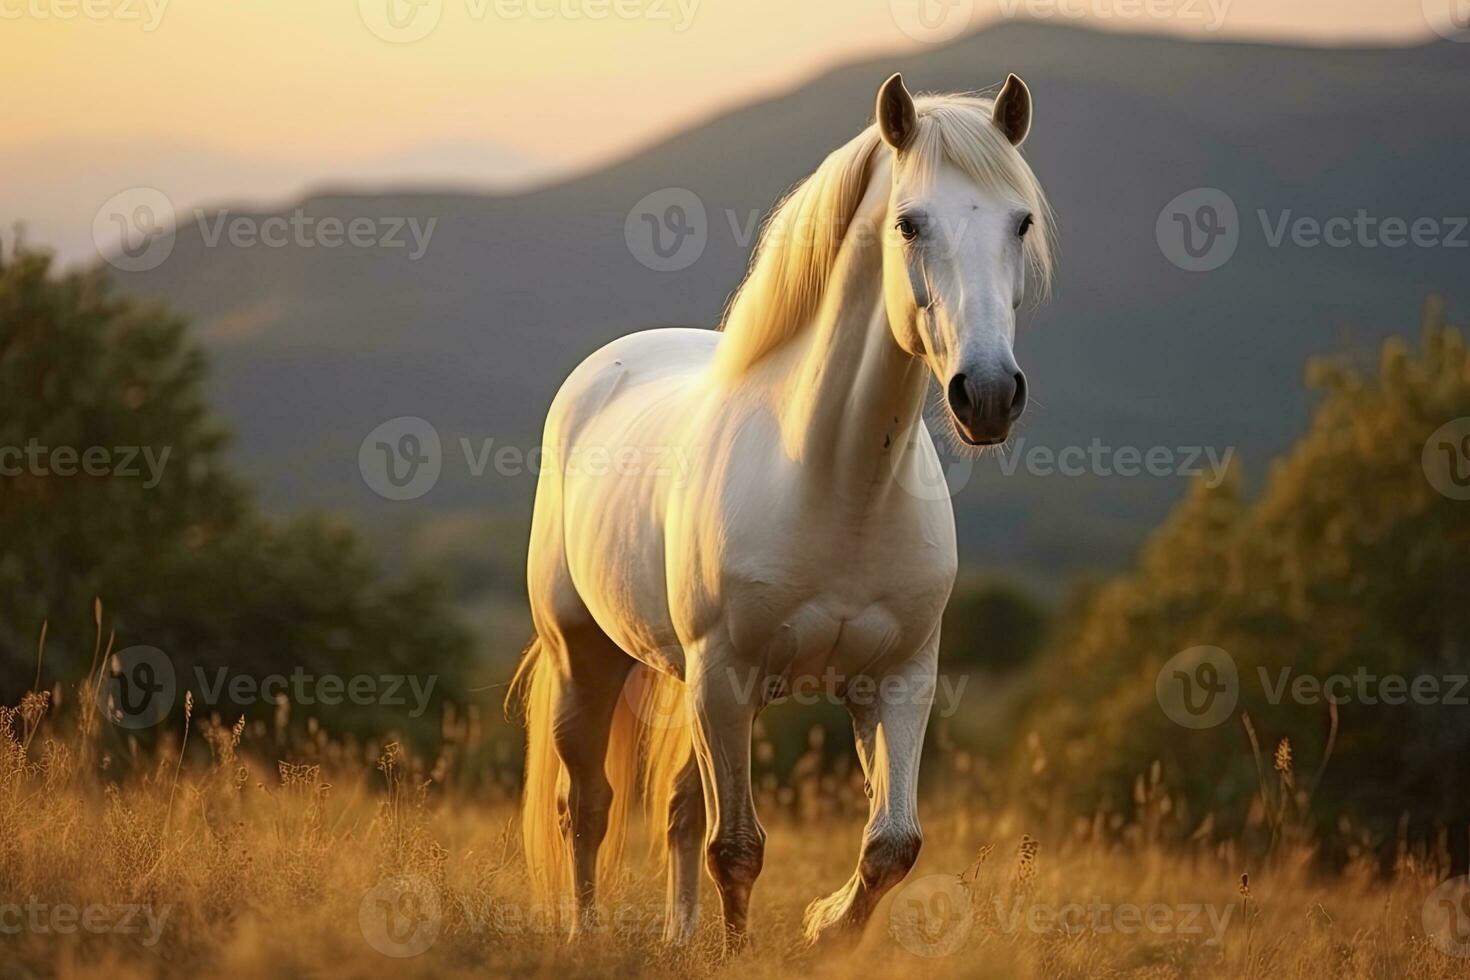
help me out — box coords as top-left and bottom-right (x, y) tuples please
(663, 750), (704, 942)
(546, 626), (634, 936)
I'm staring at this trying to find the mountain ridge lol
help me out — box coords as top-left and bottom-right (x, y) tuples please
(111, 20), (1470, 587)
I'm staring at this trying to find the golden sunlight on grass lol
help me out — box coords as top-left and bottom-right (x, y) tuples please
(4, 661), (1466, 980)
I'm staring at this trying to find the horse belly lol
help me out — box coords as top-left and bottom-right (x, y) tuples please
(560, 481), (683, 674)
(554, 392), (693, 675)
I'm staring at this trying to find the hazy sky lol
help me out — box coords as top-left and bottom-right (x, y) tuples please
(3, 0), (1455, 261)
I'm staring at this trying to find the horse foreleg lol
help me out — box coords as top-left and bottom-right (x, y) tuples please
(803, 649), (935, 944)
(689, 656), (764, 954)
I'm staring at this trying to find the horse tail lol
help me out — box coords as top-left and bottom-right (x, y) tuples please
(507, 636), (565, 899)
(509, 637), (693, 901)
(623, 664), (693, 867)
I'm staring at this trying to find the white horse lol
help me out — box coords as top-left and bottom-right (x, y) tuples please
(510, 72), (1054, 951)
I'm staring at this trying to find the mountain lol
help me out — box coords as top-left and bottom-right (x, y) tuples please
(110, 22), (1470, 590)
(6, 138), (548, 267)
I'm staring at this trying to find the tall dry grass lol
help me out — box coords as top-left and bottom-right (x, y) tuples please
(2, 620), (1466, 978)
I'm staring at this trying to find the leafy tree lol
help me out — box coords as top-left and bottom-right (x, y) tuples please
(1012, 300), (1470, 853)
(942, 577), (1050, 673)
(0, 244), (473, 742)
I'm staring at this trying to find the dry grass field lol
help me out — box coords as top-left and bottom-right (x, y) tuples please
(4, 664), (1468, 980)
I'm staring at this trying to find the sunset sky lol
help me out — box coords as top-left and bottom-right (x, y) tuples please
(3, 0), (1454, 261)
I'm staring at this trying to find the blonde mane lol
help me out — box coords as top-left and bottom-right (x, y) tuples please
(712, 92), (1056, 378)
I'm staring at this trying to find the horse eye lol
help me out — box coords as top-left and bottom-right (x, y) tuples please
(1017, 213), (1034, 238)
(896, 216), (920, 242)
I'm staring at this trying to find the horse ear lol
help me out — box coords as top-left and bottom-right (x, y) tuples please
(992, 73), (1032, 147)
(876, 73), (917, 151)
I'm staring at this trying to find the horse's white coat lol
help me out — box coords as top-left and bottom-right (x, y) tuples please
(516, 73), (1054, 950)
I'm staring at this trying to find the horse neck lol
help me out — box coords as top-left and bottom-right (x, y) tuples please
(773, 186), (930, 497)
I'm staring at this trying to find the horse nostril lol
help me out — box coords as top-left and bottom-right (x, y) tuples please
(947, 373), (974, 422)
(1009, 370), (1028, 419)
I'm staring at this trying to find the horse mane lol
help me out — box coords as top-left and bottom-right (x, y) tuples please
(711, 92), (1056, 378)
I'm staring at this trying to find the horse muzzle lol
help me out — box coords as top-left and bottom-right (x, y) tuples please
(945, 366), (1027, 445)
